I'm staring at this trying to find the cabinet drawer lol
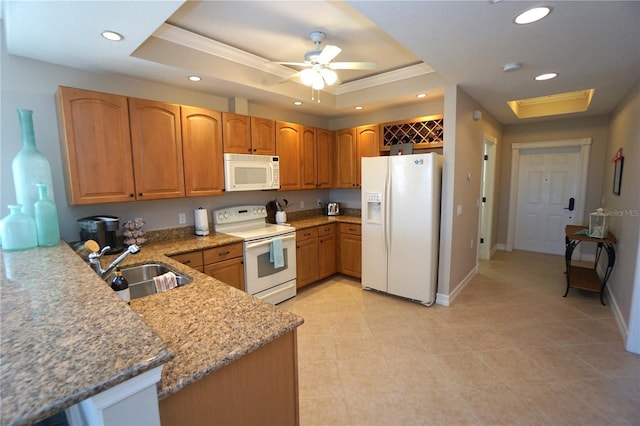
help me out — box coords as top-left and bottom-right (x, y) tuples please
(339, 223), (361, 236)
(296, 227), (318, 242)
(318, 223), (336, 236)
(170, 251), (203, 268)
(203, 243), (243, 264)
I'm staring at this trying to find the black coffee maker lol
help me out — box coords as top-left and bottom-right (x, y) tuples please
(77, 216), (123, 254)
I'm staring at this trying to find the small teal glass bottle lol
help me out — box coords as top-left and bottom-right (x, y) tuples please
(12, 109), (55, 218)
(34, 183), (60, 247)
(0, 205), (38, 251)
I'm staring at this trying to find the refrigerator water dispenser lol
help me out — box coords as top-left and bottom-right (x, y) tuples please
(365, 192), (383, 224)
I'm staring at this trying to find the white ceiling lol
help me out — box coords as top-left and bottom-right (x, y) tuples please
(2, 1), (639, 124)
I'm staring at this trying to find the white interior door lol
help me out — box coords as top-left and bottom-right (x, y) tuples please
(515, 146), (580, 255)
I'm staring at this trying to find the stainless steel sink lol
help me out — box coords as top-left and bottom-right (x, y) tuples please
(103, 262), (193, 300)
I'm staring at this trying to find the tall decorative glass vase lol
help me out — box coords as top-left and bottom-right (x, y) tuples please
(34, 183), (60, 246)
(12, 109), (55, 218)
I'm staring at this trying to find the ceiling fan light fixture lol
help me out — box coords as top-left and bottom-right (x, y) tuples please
(514, 6), (551, 25)
(300, 69), (315, 86)
(311, 75), (325, 90)
(321, 68), (338, 85)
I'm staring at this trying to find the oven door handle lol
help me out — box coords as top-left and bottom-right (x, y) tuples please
(245, 234), (295, 250)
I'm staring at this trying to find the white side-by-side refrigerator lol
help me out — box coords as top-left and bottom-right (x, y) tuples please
(361, 152), (442, 305)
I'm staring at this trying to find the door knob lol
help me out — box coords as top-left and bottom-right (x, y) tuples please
(564, 197), (575, 211)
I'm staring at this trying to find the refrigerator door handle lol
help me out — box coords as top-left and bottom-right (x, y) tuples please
(385, 165), (391, 252)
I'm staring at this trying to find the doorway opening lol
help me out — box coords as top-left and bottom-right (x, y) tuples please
(479, 134), (497, 260)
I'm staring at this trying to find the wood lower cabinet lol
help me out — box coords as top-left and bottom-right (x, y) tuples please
(170, 243), (244, 290)
(128, 98), (185, 200)
(169, 251), (204, 273)
(57, 86), (137, 204)
(203, 243), (245, 290)
(159, 330), (299, 426)
(296, 228), (319, 289)
(338, 223), (362, 278)
(182, 106), (224, 197)
(317, 224), (337, 279)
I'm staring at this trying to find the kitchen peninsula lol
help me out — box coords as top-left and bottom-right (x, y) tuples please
(0, 232), (303, 426)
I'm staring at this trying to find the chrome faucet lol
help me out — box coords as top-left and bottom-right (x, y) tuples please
(88, 244), (140, 279)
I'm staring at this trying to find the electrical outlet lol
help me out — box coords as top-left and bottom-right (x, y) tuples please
(317, 199), (323, 207)
(179, 213), (186, 224)
(300, 200), (305, 209)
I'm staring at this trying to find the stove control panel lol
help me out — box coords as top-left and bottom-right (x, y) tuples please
(214, 205), (267, 225)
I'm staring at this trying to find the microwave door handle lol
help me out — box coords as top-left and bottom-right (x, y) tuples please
(246, 234), (295, 250)
(269, 162), (276, 187)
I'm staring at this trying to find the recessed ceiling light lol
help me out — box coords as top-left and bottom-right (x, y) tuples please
(416, 93), (427, 98)
(514, 6), (551, 25)
(188, 75), (201, 82)
(293, 101), (303, 106)
(101, 31), (124, 41)
(355, 106), (364, 110)
(535, 72), (558, 81)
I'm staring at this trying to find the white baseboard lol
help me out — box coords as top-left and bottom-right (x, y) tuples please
(436, 266), (477, 306)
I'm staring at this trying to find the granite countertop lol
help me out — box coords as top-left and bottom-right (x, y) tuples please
(0, 244), (172, 426)
(0, 217), (357, 424)
(119, 235), (304, 399)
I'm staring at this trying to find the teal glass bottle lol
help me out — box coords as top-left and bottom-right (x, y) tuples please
(34, 183), (60, 247)
(12, 109), (55, 218)
(0, 205), (38, 251)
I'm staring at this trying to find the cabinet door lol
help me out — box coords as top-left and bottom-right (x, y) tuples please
(318, 233), (336, 279)
(356, 125), (379, 187)
(300, 125), (317, 189)
(316, 128), (334, 189)
(129, 98), (185, 200)
(339, 233), (362, 278)
(182, 106), (224, 197)
(222, 112), (251, 154)
(250, 117), (276, 155)
(296, 237), (319, 288)
(334, 128), (357, 188)
(204, 257), (245, 291)
(57, 86), (136, 204)
(276, 121), (301, 191)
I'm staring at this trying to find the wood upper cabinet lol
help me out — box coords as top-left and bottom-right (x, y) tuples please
(222, 112), (251, 154)
(334, 128), (358, 188)
(222, 113), (276, 155)
(300, 126), (317, 189)
(181, 106), (224, 197)
(128, 98), (185, 200)
(316, 128), (334, 189)
(250, 117), (276, 155)
(356, 125), (380, 187)
(57, 86), (136, 204)
(334, 125), (379, 188)
(276, 121), (301, 191)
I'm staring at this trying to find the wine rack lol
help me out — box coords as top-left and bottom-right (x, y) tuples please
(380, 115), (444, 151)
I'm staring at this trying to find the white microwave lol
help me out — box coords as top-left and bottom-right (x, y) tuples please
(224, 153), (280, 192)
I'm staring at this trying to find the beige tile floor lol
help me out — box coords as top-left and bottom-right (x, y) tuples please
(280, 249), (640, 426)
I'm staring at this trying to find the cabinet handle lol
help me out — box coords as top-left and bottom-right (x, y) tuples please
(304, 232), (311, 236)
(252, 148), (257, 152)
(219, 250), (230, 256)
(129, 193), (134, 197)
(138, 192), (143, 196)
(349, 228), (357, 231)
(247, 148), (252, 152)
(183, 260), (191, 264)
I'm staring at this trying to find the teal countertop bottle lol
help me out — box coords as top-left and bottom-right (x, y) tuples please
(34, 183), (60, 247)
(0, 205), (37, 251)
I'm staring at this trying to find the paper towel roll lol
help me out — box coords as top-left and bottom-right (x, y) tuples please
(194, 208), (209, 236)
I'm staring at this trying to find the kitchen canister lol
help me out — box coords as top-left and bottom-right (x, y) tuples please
(12, 109), (55, 219)
(195, 207), (210, 236)
(0, 205), (38, 251)
(34, 183), (60, 246)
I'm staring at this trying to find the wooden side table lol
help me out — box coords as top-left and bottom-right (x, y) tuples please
(564, 225), (616, 305)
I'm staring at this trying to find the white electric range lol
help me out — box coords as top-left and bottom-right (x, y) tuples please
(213, 205), (296, 304)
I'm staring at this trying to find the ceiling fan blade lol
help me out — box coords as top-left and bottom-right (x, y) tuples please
(316, 45), (342, 64)
(273, 61), (312, 67)
(328, 61), (378, 70)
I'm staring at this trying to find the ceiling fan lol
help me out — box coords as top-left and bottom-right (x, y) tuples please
(275, 31), (377, 91)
